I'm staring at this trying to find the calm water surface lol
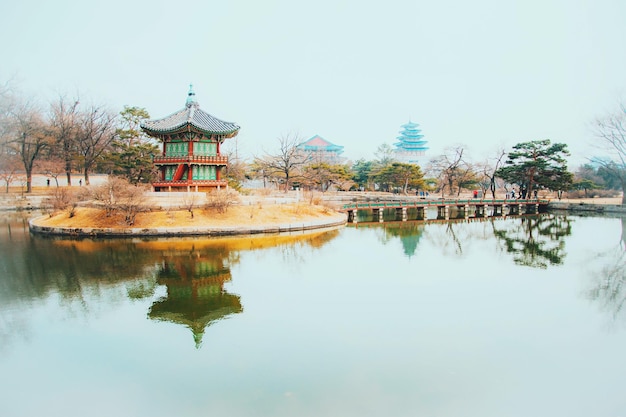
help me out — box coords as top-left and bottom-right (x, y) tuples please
(1, 212), (625, 417)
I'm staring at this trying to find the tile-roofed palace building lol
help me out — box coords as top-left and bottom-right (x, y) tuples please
(141, 86), (240, 192)
(393, 120), (428, 165)
(297, 135), (345, 164)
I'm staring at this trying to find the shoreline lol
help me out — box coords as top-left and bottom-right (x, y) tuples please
(13, 190), (626, 238)
(547, 201), (626, 214)
(28, 213), (347, 237)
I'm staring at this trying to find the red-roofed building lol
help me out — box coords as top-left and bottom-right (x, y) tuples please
(297, 135), (345, 164)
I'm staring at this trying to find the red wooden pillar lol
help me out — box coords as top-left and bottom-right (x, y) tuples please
(187, 140), (194, 186)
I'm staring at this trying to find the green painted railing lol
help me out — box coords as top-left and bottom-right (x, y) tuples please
(341, 199), (549, 211)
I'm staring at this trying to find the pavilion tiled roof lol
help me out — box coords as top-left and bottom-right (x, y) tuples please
(394, 119), (428, 151)
(141, 95), (240, 137)
(298, 135), (344, 153)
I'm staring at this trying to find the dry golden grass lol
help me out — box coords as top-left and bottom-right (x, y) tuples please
(37, 203), (339, 229)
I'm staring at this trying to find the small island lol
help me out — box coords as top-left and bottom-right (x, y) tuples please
(26, 87), (350, 237)
(29, 192), (347, 237)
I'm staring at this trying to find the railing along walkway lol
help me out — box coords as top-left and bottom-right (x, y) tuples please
(340, 198), (549, 212)
(341, 198), (549, 223)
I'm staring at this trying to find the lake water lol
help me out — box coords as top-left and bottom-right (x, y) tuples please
(1, 211), (625, 417)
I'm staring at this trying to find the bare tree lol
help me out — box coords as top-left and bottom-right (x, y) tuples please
(87, 176), (147, 224)
(0, 80), (21, 192)
(374, 143), (396, 168)
(3, 100), (52, 193)
(76, 104), (117, 185)
(221, 143), (248, 190)
(36, 157), (66, 187)
(87, 176), (125, 217)
(254, 133), (309, 192)
(478, 147), (507, 199)
(248, 159), (271, 189)
(182, 192), (198, 219)
(43, 187), (78, 218)
(0, 153), (22, 192)
(0, 79), (14, 136)
(205, 188), (240, 213)
(117, 184), (148, 226)
(428, 146), (471, 197)
(592, 103), (626, 204)
(50, 95), (80, 186)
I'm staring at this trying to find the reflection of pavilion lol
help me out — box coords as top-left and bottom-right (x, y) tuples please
(148, 255), (242, 348)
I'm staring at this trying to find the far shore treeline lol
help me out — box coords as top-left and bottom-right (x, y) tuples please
(1, 81), (626, 205)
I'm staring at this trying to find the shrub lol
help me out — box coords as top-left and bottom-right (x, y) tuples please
(117, 184), (148, 226)
(205, 189), (240, 214)
(85, 177), (147, 225)
(43, 187), (78, 218)
(255, 188), (273, 197)
(565, 189), (620, 199)
(182, 193), (198, 219)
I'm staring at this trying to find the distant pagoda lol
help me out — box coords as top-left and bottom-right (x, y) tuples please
(297, 135), (345, 164)
(141, 85), (240, 192)
(393, 120), (428, 165)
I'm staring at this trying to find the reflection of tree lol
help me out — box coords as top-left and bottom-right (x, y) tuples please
(380, 222), (425, 257)
(1, 214), (341, 348)
(0, 225), (157, 305)
(148, 246), (242, 348)
(423, 218), (488, 257)
(0, 216), (162, 351)
(370, 218), (495, 257)
(586, 217), (626, 321)
(277, 229), (341, 271)
(445, 223), (462, 255)
(492, 214), (572, 268)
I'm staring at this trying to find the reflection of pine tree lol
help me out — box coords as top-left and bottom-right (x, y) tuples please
(492, 215), (572, 268)
(382, 223), (425, 258)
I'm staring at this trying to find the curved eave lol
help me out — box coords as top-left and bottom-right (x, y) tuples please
(394, 140), (429, 147)
(142, 123), (240, 138)
(397, 135), (424, 141)
(396, 139), (427, 145)
(140, 105), (240, 138)
(301, 145), (344, 152)
(395, 145), (430, 151)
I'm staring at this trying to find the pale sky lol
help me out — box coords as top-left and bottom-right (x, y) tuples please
(2, 0), (625, 166)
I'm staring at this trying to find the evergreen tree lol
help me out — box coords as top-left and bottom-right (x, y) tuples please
(351, 159), (374, 190)
(105, 106), (158, 184)
(372, 162), (425, 194)
(496, 139), (573, 198)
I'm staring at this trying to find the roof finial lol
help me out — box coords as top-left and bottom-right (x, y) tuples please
(186, 83), (197, 107)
